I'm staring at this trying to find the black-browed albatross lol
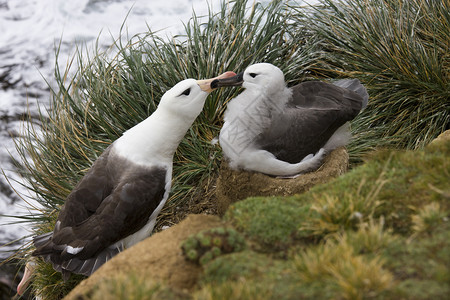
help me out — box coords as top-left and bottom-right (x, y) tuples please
(30, 71), (236, 281)
(212, 63), (368, 176)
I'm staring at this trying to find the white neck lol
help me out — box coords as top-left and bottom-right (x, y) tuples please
(113, 108), (195, 166)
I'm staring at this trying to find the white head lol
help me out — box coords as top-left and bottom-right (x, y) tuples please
(157, 71), (237, 120)
(241, 63), (286, 95)
(158, 78), (210, 120)
(212, 63), (287, 97)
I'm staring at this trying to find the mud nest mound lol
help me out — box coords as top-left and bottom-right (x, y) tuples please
(215, 147), (349, 215)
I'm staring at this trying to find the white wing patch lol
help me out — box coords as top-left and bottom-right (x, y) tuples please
(65, 245), (84, 255)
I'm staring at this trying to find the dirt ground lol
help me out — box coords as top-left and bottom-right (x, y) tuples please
(64, 214), (224, 299)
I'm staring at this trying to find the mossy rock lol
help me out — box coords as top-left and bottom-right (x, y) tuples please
(201, 250), (278, 285)
(215, 147), (349, 215)
(195, 223), (449, 300)
(197, 250), (335, 300)
(181, 227), (246, 265)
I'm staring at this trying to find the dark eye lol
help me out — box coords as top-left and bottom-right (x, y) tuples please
(180, 88), (191, 96)
(249, 72), (258, 78)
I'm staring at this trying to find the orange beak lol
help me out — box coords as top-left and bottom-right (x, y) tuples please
(197, 71), (237, 93)
(17, 261), (36, 296)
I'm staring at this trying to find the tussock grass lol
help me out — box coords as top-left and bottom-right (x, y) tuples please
(31, 259), (85, 300)
(336, 218), (397, 254)
(298, 185), (385, 237)
(293, 0), (450, 161)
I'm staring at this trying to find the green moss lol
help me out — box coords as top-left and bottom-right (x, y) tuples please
(382, 223), (450, 297)
(392, 280), (450, 300)
(212, 237), (222, 247)
(200, 251), (321, 300)
(211, 247), (221, 257)
(199, 236), (211, 247)
(199, 252), (214, 265)
(186, 249), (198, 261)
(199, 249), (362, 299)
(224, 196), (310, 251)
(201, 251), (275, 285)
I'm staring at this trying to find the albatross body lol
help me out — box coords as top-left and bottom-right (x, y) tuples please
(213, 63), (368, 176)
(31, 72), (235, 280)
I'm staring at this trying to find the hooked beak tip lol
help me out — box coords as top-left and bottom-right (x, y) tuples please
(211, 72), (244, 88)
(197, 71), (237, 93)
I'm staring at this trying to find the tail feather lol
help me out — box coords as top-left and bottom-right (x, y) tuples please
(333, 79), (369, 109)
(323, 122), (351, 151)
(33, 232), (53, 252)
(42, 246), (121, 279)
(33, 232), (121, 280)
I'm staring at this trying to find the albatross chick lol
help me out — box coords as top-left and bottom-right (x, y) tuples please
(212, 63), (368, 176)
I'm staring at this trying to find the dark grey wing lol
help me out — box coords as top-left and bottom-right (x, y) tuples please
(257, 81), (366, 163)
(333, 79), (369, 109)
(56, 146), (114, 229)
(289, 81), (364, 113)
(257, 108), (341, 163)
(31, 145), (115, 256)
(52, 166), (166, 259)
(33, 163), (167, 278)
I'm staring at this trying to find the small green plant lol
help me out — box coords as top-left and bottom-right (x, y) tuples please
(411, 202), (448, 236)
(181, 227), (246, 265)
(336, 217), (398, 255)
(297, 170), (388, 239)
(294, 238), (394, 299)
(89, 274), (189, 300)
